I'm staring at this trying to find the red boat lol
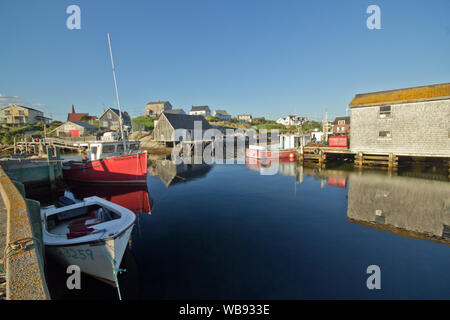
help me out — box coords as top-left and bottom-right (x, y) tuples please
(245, 145), (296, 160)
(62, 141), (148, 184)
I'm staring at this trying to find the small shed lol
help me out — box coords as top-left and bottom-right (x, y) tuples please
(55, 121), (98, 138)
(153, 112), (212, 142)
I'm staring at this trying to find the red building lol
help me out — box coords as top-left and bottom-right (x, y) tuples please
(67, 104), (96, 122)
(332, 116), (350, 135)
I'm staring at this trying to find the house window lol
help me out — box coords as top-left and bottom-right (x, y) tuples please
(4, 110), (10, 115)
(18, 109), (25, 115)
(107, 113), (112, 119)
(379, 106), (391, 118)
(102, 121), (108, 127)
(379, 131), (392, 138)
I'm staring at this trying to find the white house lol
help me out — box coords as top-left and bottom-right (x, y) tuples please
(189, 105), (211, 116)
(276, 115), (307, 126)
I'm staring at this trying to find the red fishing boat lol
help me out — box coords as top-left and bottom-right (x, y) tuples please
(245, 145), (296, 160)
(245, 134), (309, 160)
(62, 140), (148, 184)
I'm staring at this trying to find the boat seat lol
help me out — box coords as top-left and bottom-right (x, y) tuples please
(67, 227), (95, 239)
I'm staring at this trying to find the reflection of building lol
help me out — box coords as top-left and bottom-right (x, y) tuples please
(347, 174), (450, 243)
(150, 159), (212, 186)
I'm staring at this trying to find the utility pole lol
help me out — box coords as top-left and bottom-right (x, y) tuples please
(322, 108), (328, 143)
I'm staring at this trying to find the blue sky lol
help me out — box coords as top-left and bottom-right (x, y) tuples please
(0, 0), (449, 121)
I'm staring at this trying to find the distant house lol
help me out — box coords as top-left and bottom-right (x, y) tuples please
(99, 108), (131, 131)
(145, 101), (173, 117)
(214, 110), (232, 121)
(54, 121), (97, 138)
(0, 105), (50, 126)
(163, 108), (186, 115)
(332, 116), (350, 135)
(153, 112), (212, 142)
(189, 105), (211, 116)
(237, 114), (253, 123)
(349, 83), (450, 156)
(67, 104), (96, 122)
(311, 130), (324, 142)
(276, 115), (307, 126)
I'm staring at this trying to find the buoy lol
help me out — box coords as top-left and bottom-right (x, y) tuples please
(289, 153), (295, 160)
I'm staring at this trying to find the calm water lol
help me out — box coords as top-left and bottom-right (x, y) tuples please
(46, 158), (450, 299)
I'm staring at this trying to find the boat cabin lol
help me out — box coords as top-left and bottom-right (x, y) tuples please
(279, 134), (310, 150)
(80, 140), (141, 161)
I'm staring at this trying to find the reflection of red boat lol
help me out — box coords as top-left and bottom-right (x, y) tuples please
(327, 176), (347, 188)
(62, 141), (148, 184)
(68, 183), (151, 214)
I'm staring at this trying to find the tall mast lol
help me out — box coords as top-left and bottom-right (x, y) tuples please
(107, 33), (125, 144)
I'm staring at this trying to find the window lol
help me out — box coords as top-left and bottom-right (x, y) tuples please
(102, 121), (108, 127)
(379, 106), (391, 118)
(4, 110), (10, 115)
(379, 131), (392, 138)
(117, 144), (124, 153)
(102, 145), (115, 153)
(107, 113), (112, 119)
(18, 109), (25, 115)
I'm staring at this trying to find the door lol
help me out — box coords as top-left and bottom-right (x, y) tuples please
(69, 130), (79, 137)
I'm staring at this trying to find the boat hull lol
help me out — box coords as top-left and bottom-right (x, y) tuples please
(46, 225), (133, 285)
(245, 148), (296, 160)
(62, 152), (148, 184)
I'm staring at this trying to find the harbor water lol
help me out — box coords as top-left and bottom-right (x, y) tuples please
(44, 158), (450, 299)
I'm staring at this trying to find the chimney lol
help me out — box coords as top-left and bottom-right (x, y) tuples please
(72, 104), (75, 113)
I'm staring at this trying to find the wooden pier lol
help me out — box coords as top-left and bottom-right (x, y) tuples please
(296, 146), (449, 177)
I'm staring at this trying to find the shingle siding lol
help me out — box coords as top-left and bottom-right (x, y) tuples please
(350, 99), (450, 156)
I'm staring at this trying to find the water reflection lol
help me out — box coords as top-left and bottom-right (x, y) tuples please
(65, 183), (151, 214)
(246, 159), (450, 245)
(347, 174), (450, 245)
(149, 159), (213, 187)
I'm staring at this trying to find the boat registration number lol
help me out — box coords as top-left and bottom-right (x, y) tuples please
(58, 248), (94, 260)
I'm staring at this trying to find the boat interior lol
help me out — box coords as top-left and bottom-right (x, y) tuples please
(45, 202), (122, 239)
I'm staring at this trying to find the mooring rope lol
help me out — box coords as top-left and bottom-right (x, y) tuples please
(2, 237), (42, 276)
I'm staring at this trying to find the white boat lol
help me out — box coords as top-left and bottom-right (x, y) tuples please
(41, 196), (136, 286)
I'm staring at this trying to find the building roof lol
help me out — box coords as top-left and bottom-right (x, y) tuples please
(160, 112), (212, 130)
(1, 105), (43, 113)
(53, 121), (97, 132)
(333, 116), (350, 124)
(68, 113), (89, 122)
(146, 101), (170, 105)
(73, 121), (97, 130)
(190, 105), (210, 112)
(163, 109), (185, 114)
(215, 110), (230, 116)
(349, 83), (450, 108)
(99, 107), (130, 121)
